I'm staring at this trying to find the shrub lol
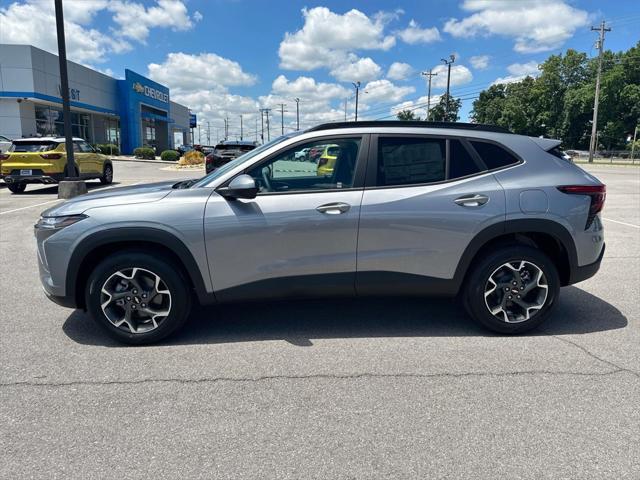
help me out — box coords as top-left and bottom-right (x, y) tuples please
(133, 147), (155, 159)
(179, 150), (205, 166)
(160, 149), (180, 161)
(96, 144), (120, 155)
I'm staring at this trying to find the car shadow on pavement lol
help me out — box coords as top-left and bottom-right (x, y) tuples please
(7, 182), (121, 195)
(62, 285), (627, 347)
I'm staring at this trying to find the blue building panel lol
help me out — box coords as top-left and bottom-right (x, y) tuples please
(117, 69), (171, 154)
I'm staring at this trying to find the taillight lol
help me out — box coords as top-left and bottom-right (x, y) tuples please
(0, 153), (9, 160)
(557, 185), (606, 229)
(205, 154), (213, 164)
(41, 153), (62, 159)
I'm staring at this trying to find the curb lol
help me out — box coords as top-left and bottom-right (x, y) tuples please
(110, 157), (177, 165)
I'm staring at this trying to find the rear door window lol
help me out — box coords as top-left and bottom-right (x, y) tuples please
(376, 137), (446, 186)
(470, 140), (519, 170)
(449, 140), (483, 179)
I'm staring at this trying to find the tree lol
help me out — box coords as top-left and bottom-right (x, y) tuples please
(471, 41), (640, 149)
(397, 109), (421, 121)
(429, 95), (462, 122)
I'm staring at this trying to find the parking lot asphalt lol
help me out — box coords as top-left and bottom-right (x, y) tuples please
(0, 162), (638, 479)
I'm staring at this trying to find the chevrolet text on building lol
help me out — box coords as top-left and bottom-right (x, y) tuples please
(0, 44), (191, 154)
(133, 81), (169, 104)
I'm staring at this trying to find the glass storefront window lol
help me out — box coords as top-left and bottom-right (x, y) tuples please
(35, 105), (91, 142)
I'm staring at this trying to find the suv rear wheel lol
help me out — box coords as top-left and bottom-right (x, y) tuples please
(100, 163), (113, 184)
(463, 245), (560, 334)
(7, 182), (26, 194)
(86, 251), (192, 344)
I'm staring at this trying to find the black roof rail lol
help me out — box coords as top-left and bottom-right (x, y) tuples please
(306, 121), (512, 134)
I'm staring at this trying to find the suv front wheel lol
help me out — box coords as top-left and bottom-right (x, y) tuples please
(463, 245), (560, 334)
(86, 251), (192, 344)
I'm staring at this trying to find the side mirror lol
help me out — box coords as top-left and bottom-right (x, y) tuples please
(218, 174), (258, 200)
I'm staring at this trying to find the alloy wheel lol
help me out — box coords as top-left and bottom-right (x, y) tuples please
(100, 267), (171, 333)
(484, 260), (548, 323)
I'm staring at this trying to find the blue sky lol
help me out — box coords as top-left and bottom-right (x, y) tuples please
(1, 0), (639, 140)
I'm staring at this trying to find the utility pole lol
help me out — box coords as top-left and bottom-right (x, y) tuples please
(205, 121), (211, 145)
(631, 124), (638, 163)
(344, 98), (348, 121)
(262, 108), (272, 141)
(441, 54), (455, 122)
(224, 115), (229, 141)
(255, 116), (258, 142)
(277, 103), (287, 135)
(421, 69), (438, 121)
(197, 124), (201, 144)
(54, 0), (85, 198)
(352, 82), (361, 121)
(294, 98), (300, 131)
(259, 109), (265, 144)
(588, 20), (611, 163)
(240, 114), (243, 141)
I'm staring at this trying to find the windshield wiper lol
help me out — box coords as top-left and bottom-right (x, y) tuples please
(172, 179), (200, 189)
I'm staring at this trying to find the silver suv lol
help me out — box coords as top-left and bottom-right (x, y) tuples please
(35, 122), (606, 344)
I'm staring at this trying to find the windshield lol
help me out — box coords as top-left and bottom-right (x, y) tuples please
(192, 133), (301, 187)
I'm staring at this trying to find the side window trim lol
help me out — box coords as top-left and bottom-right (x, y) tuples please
(225, 133), (370, 195)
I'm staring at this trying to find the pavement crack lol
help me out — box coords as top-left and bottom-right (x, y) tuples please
(0, 369), (633, 389)
(546, 332), (640, 377)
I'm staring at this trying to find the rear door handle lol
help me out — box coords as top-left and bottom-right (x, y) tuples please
(454, 194), (489, 207)
(316, 202), (351, 214)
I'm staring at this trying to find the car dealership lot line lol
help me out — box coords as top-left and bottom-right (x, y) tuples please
(0, 162), (638, 479)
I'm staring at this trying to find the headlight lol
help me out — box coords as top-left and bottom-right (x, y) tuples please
(35, 214), (87, 230)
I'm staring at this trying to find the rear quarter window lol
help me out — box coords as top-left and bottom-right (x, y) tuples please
(470, 140), (520, 170)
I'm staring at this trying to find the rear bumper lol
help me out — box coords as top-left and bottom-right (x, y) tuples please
(569, 243), (605, 284)
(4, 173), (65, 184)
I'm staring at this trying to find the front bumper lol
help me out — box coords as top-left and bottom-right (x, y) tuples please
(569, 243), (605, 284)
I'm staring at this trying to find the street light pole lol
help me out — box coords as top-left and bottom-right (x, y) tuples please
(295, 98), (300, 131)
(352, 82), (361, 121)
(54, 0), (86, 198)
(240, 114), (243, 141)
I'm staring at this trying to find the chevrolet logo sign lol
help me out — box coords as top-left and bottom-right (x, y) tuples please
(133, 82), (145, 94)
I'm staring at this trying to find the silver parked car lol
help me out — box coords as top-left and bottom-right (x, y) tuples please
(35, 121), (606, 344)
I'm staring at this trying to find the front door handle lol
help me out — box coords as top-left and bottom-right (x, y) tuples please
(316, 202), (351, 215)
(454, 194), (489, 207)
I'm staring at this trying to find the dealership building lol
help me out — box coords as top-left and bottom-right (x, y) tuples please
(0, 44), (192, 154)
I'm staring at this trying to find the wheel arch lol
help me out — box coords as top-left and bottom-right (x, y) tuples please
(454, 219), (578, 290)
(68, 227), (215, 309)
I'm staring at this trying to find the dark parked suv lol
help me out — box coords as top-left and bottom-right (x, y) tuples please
(205, 140), (258, 173)
(35, 121), (605, 344)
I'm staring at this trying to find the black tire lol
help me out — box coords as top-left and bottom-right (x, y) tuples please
(463, 245), (560, 334)
(86, 251), (192, 345)
(100, 163), (113, 184)
(7, 182), (26, 194)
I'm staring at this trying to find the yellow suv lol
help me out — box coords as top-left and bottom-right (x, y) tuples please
(0, 137), (113, 193)
(316, 144), (340, 176)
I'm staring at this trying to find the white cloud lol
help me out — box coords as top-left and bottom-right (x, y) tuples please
(397, 19), (441, 44)
(109, 0), (196, 43)
(148, 52), (257, 91)
(430, 64), (473, 88)
(271, 75), (349, 102)
(387, 62), (414, 81)
(492, 61), (540, 85)
(470, 55), (489, 70)
(0, 0), (200, 64)
(360, 79), (415, 105)
(278, 6), (395, 82)
(444, 0), (590, 53)
(330, 57), (382, 83)
(0, 1), (127, 63)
